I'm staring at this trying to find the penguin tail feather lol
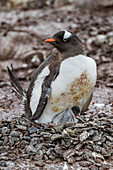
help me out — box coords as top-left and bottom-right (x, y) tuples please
(7, 64), (26, 101)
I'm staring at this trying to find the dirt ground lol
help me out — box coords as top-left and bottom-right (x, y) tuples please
(0, 2), (113, 169)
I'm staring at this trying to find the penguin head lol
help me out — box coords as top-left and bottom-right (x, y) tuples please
(71, 106), (80, 116)
(43, 30), (85, 56)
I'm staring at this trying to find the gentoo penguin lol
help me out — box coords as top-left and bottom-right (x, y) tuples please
(7, 30), (97, 123)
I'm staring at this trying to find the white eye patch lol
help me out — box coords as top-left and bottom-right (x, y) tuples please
(63, 31), (72, 41)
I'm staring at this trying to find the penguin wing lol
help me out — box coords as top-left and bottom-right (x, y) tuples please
(31, 63), (60, 120)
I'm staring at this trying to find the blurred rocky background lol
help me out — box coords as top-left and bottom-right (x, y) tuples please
(0, 0), (113, 169)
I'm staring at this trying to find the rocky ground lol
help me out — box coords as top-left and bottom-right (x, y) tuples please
(0, 2), (113, 169)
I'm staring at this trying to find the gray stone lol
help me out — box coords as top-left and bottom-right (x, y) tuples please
(3, 136), (8, 144)
(10, 137), (19, 142)
(0, 140), (3, 145)
(67, 156), (75, 164)
(54, 145), (63, 157)
(26, 145), (37, 155)
(106, 135), (113, 142)
(35, 160), (45, 167)
(51, 134), (63, 141)
(63, 149), (75, 160)
(79, 161), (93, 167)
(79, 131), (89, 142)
(28, 127), (37, 134)
(10, 131), (20, 137)
(30, 133), (38, 137)
(39, 132), (52, 137)
(49, 154), (55, 160)
(93, 134), (101, 142)
(23, 136), (31, 140)
(6, 161), (15, 167)
(16, 125), (27, 131)
(46, 148), (53, 156)
(0, 146), (9, 153)
(30, 138), (38, 146)
(2, 127), (9, 133)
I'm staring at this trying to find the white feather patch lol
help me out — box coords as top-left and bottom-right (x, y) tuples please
(30, 66), (50, 115)
(63, 30), (72, 40)
(51, 55), (96, 97)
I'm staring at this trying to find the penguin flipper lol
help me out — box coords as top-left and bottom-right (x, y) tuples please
(32, 63), (60, 120)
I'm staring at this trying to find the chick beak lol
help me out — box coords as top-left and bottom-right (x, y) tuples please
(42, 37), (56, 43)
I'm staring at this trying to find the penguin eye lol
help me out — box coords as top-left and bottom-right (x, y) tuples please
(63, 38), (68, 42)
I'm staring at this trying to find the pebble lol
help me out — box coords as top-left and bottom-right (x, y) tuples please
(6, 161), (15, 167)
(16, 125), (27, 131)
(67, 156), (74, 164)
(79, 131), (89, 142)
(28, 127), (37, 134)
(35, 160), (45, 167)
(51, 134), (63, 141)
(0, 115), (112, 169)
(0, 146), (9, 153)
(10, 131), (20, 137)
(96, 34), (107, 43)
(63, 149), (75, 160)
(30, 138), (38, 146)
(10, 137), (19, 142)
(26, 145), (37, 156)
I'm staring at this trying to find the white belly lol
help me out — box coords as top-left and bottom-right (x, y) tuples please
(38, 55), (97, 123)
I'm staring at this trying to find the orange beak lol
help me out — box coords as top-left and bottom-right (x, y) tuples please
(43, 37), (56, 43)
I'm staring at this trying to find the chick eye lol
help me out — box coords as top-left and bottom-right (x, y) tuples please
(63, 38), (68, 42)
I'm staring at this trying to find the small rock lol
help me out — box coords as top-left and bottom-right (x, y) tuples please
(43, 154), (48, 160)
(34, 150), (43, 160)
(67, 156), (75, 164)
(96, 34), (107, 43)
(23, 136), (31, 140)
(6, 161), (15, 167)
(79, 161), (93, 167)
(30, 133), (38, 137)
(0, 161), (7, 167)
(0, 141), (3, 145)
(101, 148), (107, 155)
(65, 128), (74, 135)
(0, 146), (9, 153)
(46, 148), (53, 156)
(106, 140), (112, 146)
(10, 137), (19, 142)
(93, 145), (102, 153)
(54, 145), (63, 157)
(63, 149), (75, 160)
(2, 127), (9, 134)
(3, 136), (8, 144)
(93, 134), (101, 142)
(30, 138), (38, 146)
(102, 163), (110, 169)
(16, 125), (27, 131)
(106, 135), (113, 142)
(92, 152), (104, 160)
(0, 156), (8, 160)
(28, 127), (37, 134)
(49, 154), (55, 160)
(26, 145), (37, 156)
(79, 131), (89, 142)
(89, 130), (95, 136)
(35, 160), (45, 167)
(10, 131), (20, 137)
(51, 134), (63, 141)
(39, 132), (52, 138)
